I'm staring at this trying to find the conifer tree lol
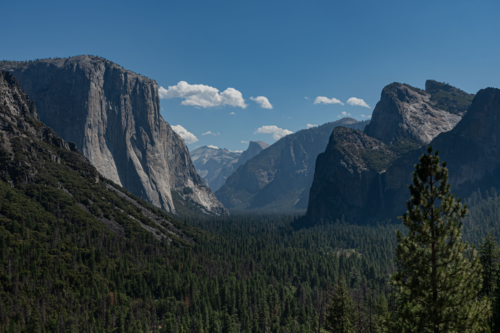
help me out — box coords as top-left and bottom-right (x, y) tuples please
(387, 147), (491, 332)
(479, 232), (500, 332)
(325, 275), (355, 333)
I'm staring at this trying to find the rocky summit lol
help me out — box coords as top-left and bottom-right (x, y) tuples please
(378, 87), (500, 221)
(364, 81), (472, 145)
(303, 80), (476, 225)
(0, 56), (227, 216)
(304, 127), (397, 224)
(0, 70), (196, 243)
(216, 118), (369, 212)
(190, 141), (269, 192)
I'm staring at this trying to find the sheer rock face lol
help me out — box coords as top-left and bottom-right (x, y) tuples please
(215, 118), (370, 212)
(190, 141), (269, 192)
(364, 82), (464, 145)
(0, 56), (227, 215)
(305, 127), (394, 223)
(303, 80), (475, 225)
(380, 87), (500, 220)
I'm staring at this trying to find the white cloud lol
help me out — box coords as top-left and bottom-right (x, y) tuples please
(207, 145), (219, 149)
(202, 131), (220, 136)
(241, 141), (249, 144)
(159, 81), (247, 109)
(171, 125), (198, 144)
(306, 124), (318, 129)
(304, 97), (309, 100)
(230, 112), (235, 115)
(250, 96), (273, 109)
(314, 96), (344, 105)
(361, 114), (372, 118)
(347, 97), (370, 108)
(255, 125), (293, 140)
(338, 111), (352, 118)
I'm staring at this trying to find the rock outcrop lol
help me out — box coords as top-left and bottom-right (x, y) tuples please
(0, 56), (227, 216)
(304, 127), (394, 223)
(0, 70), (198, 243)
(190, 141), (269, 192)
(364, 81), (470, 145)
(378, 87), (500, 221)
(215, 118), (369, 212)
(303, 80), (475, 225)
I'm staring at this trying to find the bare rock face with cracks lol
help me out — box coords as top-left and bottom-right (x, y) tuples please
(0, 56), (227, 216)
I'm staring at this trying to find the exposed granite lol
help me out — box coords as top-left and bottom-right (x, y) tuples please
(304, 127), (394, 223)
(364, 82), (467, 145)
(190, 141), (269, 192)
(0, 56), (227, 216)
(215, 118), (370, 212)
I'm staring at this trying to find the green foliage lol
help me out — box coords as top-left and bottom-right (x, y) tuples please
(387, 147), (491, 332)
(325, 275), (355, 332)
(430, 89), (474, 115)
(360, 139), (422, 172)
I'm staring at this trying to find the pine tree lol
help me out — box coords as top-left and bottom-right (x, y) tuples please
(479, 233), (500, 332)
(387, 147), (491, 332)
(325, 275), (354, 333)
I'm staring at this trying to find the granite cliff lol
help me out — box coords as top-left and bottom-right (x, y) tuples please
(304, 127), (394, 223)
(190, 141), (269, 192)
(0, 56), (227, 216)
(364, 81), (472, 145)
(304, 80), (474, 225)
(215, 118), (369, 212)
(0, 70), (198, 243)
(378, 87), (500, 221)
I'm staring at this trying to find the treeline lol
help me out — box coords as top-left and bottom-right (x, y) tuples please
(0, 170), (400, 333)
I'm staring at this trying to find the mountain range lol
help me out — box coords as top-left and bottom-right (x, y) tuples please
(0, 56), (227, 217)
(215, 118), (369, 212)
(190, 141), (269, 192)
(303, 80), (485, 225)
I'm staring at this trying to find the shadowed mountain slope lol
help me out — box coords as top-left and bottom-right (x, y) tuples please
(0, 56), (227, 217)
(216, 118), (369, 212)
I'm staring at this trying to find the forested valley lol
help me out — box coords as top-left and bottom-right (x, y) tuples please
(3, 178), (500, 332)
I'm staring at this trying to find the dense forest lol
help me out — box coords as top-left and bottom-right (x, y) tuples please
(3, 182), (500, 332)
(2, 71), (500, 332)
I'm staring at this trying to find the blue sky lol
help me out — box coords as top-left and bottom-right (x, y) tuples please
(2, 0), (500, 151)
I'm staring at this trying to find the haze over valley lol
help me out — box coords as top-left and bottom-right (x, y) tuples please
(2, 1), (500, 332)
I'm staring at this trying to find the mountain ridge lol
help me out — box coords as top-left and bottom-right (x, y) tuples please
(216, 118), (370, 212)
(0, 55), (227, 217)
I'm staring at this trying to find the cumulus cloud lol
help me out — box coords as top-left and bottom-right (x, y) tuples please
(306, 124), (318, 129)
(230, 112), (235, 115)
(255, 125), (293, 140)
(338, 111), (353, 118)
(304, 97), (309, 100)
(250, 96), (273, 109)
(171, 125), (198, 144)
(347, 97), (370, 108)
(314, 96), (344, 105)
(159, 81), (247, 109)
(361, 114), (372, 118)
(207, 145), (219, 149)
(241, 141), (249, 144)
(202, 131), (220, 136)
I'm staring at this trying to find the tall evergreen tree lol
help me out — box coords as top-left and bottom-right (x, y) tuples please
(325, 275), (355, 333)
(386, 147), (491, 332)
(479, 232), (500, 332)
